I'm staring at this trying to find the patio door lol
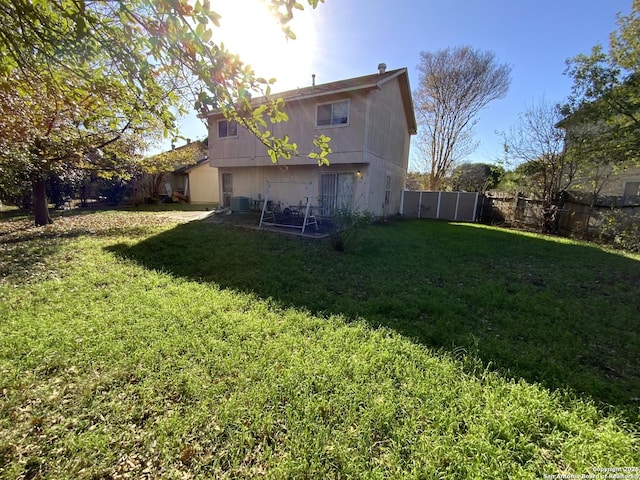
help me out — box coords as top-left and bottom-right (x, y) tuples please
(221, 173), (233, 207)
(319, 173), (355, 215)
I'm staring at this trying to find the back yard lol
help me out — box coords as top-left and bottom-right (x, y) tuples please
(0, 210), (638, 478)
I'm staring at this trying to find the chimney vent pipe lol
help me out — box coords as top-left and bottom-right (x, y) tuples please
(378, 63), (387, 74)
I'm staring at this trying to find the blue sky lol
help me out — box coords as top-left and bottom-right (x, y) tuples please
(172, 0), (632, 169)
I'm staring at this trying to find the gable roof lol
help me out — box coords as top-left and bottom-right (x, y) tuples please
(145, 140), (208, 174)
(204, 67), (417, 135)
(173, 156), (209, 175)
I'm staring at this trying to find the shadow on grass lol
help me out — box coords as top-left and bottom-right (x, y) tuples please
(106, 218), (640, 414)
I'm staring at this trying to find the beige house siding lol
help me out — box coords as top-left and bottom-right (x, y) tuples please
(597, 166), (640, 196)
(216, 164), (368, 213)
(363, 77), (411, 215)
(207, 67), (416, 217)
(571, 165), (640, 196)
(210, 93), (369, 168)
(187, 162), (220, 204)
(365, 77), (410, 168)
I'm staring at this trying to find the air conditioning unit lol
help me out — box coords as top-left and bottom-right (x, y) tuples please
(231, 196), (251, 212)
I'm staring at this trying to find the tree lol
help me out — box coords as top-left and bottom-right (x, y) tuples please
(413, 46), (511, 190)
(445, 163), (504, 192)
(563, 0), (640, 168)
(0, 0), (327, 226)
(0, 68), (160, 224)
(405, 171), (430, 191)
(501, 99), (578, 234)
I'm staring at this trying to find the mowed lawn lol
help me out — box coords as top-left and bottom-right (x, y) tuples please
(0, 210), (638, 479)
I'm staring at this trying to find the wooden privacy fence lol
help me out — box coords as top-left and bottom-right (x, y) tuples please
(482, 191), (640, 239)
(401, 191), (481, 221)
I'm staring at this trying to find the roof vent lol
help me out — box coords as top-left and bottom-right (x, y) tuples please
(312, 73), (316, 87)
(378, 63), (387, 74)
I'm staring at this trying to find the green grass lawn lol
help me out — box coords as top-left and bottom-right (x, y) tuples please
(0, 211), (638, 478)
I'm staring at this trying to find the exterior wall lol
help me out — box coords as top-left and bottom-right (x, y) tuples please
(188, 162), (220, 204)
(571, 165), (640, 196)
(216, 164), (368, 214)
(209, 91), (369, 168)
(598, 166), (640, 196)
(363, 77), (412, 216)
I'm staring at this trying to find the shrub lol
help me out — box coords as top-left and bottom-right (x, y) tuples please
(598, 208), (640, 252)
(328, 207), (373, 252)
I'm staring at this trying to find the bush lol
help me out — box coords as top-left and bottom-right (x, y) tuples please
(598, 209), (640, 252)
(328, 208), (373, 252)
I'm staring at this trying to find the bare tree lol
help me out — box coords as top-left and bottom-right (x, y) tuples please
(414, 46), (511, 190)
(502, 99), (579, 233)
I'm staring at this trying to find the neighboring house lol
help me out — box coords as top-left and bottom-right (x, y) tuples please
(172, 156), (221, 204)
(571, 165), (640, 197)
(557, 93), (640, 200)
(141, 140), (220, 204)
(204, 64), (417, 217)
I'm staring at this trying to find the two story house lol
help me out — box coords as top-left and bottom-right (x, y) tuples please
(204, 64), (417, 217)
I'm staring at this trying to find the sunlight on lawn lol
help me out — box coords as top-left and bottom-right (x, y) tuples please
(451, 221), (640, 261)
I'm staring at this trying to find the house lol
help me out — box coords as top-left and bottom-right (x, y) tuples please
(571, 165), (640, 197)
(171, 156), (221, 204)
(557, 87), (640, 200)
(204, 64), (417, 217)
(139, 140), (220, 204)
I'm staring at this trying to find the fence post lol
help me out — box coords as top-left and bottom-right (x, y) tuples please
(436, 192), (442, 219)
(400, 190), (405, 215)
(473, 192), (479, 222)
(418, 191), (423, 219)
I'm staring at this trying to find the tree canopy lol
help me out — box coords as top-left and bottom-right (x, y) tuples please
(562, 0), (640, 167)
(413, 46), (511, 190)
(0, 0), (325, 225)
(445, 163), (504, 192)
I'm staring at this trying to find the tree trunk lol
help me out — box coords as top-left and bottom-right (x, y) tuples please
(541, 192), (565, 234)
(581, 193), (597, 240)
(429, 174), (440, 191)
(32, 174), (52, 226)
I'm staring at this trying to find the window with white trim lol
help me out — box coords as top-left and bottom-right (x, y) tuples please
(217, 119), (238, 138)
(316, 100), (349, 127)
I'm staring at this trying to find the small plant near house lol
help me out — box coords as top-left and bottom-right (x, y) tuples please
(328, 207), (373, 251)
(599, 208), (640, 251)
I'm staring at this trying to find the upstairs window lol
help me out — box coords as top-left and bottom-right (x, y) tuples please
(624, 181), (640, 197)
(317, 100), (349, 127)
(218, 119), (238, 138)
